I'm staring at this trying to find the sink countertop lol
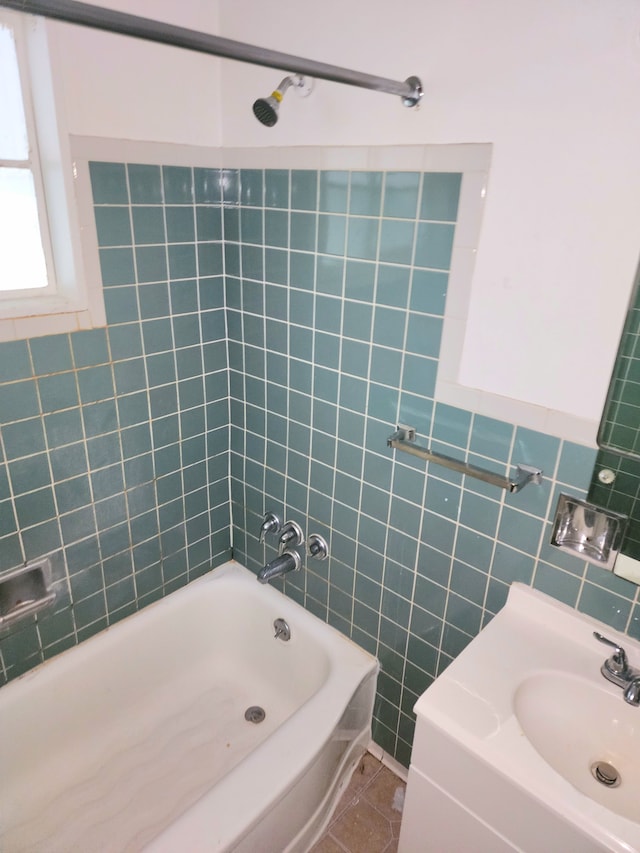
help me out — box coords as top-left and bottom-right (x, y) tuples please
(414, 583), (640, 853)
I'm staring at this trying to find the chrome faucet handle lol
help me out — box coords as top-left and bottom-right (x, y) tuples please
(623, 676), (640, 706)
(278, 520), (304, 553)
(594, 632), (629, 676)
(259, 511), (282, 544)
(306, 533), (328, 560)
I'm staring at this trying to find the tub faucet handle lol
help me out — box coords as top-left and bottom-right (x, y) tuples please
(307, 533), (329, 560)
(259, 511), (282, 544)
(278, 520), (304, 553)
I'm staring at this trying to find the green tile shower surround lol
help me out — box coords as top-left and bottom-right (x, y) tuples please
(0, 161), (639, 768)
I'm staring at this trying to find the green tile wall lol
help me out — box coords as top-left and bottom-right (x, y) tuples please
(2, 162), (639, 772)
(0, 162), (231, 683)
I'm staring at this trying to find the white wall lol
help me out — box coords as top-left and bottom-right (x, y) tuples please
(47, 0), (223, 146)
(218, 0), (640, 438)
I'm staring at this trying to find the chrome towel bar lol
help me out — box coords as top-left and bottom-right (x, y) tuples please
(387, 426), (543, 494)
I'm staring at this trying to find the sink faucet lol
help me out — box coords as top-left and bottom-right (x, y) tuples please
(257, 548), (301, 584)
(594, 632), (640, 706)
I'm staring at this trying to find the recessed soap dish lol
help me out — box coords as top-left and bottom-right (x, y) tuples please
(0, 558), (56, 629)
(550, 494), (627, 570)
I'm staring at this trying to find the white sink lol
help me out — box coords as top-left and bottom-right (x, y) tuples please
(405, 584), (640, 853)
(514, 671), (640, 822)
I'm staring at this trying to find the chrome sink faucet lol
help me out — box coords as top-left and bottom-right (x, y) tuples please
(594, 632), (640, 706)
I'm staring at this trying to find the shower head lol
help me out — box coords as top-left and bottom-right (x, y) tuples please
(252, 74), (311, 127)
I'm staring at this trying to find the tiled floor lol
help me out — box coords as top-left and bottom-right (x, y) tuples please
(310, 754), (406, 853)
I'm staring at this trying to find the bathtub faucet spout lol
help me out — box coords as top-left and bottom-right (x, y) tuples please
(257, 549), (301, 584)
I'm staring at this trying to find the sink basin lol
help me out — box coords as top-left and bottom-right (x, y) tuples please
(409, 583), (640, 853)
(514, 672), (640, 822)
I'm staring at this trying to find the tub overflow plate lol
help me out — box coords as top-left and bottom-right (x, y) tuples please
(244, 706), (266, 724)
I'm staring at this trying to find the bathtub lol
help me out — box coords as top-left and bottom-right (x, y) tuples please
(0, 560), (378, 852)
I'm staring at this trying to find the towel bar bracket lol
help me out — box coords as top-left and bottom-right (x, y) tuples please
(387, 426), (542, 494)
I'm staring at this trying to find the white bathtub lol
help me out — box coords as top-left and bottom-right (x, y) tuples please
(0, 561), (378, 852)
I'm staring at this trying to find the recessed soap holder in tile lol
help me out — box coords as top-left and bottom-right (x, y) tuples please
(550, 494), (628, 570)
(0, 558), (56, 629)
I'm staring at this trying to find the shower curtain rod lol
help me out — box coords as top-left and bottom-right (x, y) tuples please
(0, 0), (423, 107)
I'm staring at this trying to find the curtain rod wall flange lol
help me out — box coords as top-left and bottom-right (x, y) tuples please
(0, 0), (423, 107)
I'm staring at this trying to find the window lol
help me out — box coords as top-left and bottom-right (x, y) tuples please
(0, 19), (51, 294)
(0, 11), (105, 338)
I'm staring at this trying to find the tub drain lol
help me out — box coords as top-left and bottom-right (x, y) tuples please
(591, 761), (621, 788)
(245, 705), (266, 724)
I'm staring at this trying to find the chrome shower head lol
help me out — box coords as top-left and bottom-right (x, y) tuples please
(252, 75), (310, 127)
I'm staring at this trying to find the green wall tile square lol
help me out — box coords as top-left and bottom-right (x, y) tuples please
(379, 219), (415, 265)
(29, 335), (72, 376)
(383, 172), (420, 219)
(291, 170), (318, 211)
(221, 169), (240, 205)
(38, 373), (78, 413)
(317, 214), (346, 256)
(376, 265), (410, 310)
(401, 354), (437, 398)
(459, 491), (500, 536)
(99, 248), (136, 287)
(136, 245), (168, 283)
(319, 171), (348, 213)
(162, 166), (193, 204)
(0, 341), (31, 382)
(78, 365), (114, 405)
(557, 441), (598, 488)
(139, 282), (170, 320)
(166, 206), (195, 243)
(241, 169), (263, 206)
(104, 287), (140, 325)
(414, 222), (455, 270)
(55, 474), (92, 515)
(347, 217), (378, 261)
(90, 162), (128, 204)
(349, 172), (382, 216)
(72, 329), (109, 368)
(194, 167), (222, 203)
(132, 206), (165, 244)
(168, 244), (197, 280)
(49, 441), (88, 481)
(128, 164), (163, 204)
(3, 418), (46, 460)
(22, 521), (62, 561)
(94, 206), (132, 247)
(373, 306), (406, 349)
(196, 206), (222, 240)
(290, 212), (316, 252)
(264, 170), (288, 209)
(109, 324), (143, 361)
(82, 399), (118, 438)
(410, 269), (448, 316)
(420, 172), (462, 221)
(0, 379), (40, 421)
(344, 260), (375, 302)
